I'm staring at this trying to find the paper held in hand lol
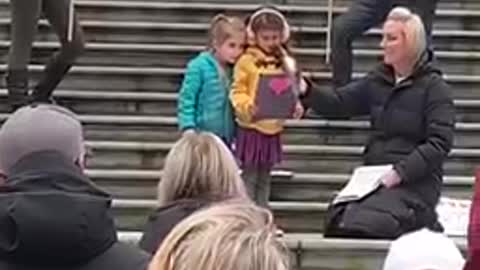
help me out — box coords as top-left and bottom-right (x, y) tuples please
(253, 73), (298, 120)
(333, 164), (393, 205)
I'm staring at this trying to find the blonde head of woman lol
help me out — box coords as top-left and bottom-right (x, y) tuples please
(158, 131), (248, 205)
(380, 7), (427, 76)
(148, 201), (290, 270)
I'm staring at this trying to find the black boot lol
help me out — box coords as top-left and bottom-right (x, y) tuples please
(5, 69), (30, 112)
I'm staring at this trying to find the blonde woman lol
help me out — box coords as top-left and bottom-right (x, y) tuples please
(148, 201), (290, 270)
(139, 131), (249, 254)
(302, 7), (455, 239)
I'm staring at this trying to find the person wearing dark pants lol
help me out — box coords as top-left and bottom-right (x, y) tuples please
(6, 0), (85, 111)
(331, 0), (438, 88)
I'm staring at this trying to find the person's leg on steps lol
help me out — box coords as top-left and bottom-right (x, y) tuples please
(331, 0), (393, 88)
(32, 0), (85, 103)
(6, 0), (42, 111)
(241, 166), (258, 203)
(256, 166), (272, 209)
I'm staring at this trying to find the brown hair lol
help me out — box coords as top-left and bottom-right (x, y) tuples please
(208, 14), (245, 49)
(148, 201), (290, 270)
(250, 12), (285, 34)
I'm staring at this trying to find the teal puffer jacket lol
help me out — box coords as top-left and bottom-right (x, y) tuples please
(177, 51), (235, 143)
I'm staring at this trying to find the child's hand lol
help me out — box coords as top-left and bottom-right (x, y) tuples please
(292, 102), (304, 119)
(248, 104), (257, 118)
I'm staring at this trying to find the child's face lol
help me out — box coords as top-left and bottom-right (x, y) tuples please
(255, 29), (282, 54)
(215, 34), (246, 65)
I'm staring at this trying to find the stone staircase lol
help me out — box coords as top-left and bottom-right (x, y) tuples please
(0, 0), (478, 268)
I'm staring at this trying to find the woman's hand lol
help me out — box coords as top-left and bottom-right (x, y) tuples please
(298, 72), (312, 96)
(292, 101), (304, 119)
(381, 169), (402, 188)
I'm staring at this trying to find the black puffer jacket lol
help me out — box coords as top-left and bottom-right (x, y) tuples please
(0, 151), (150, 270)
(139, 199), (210, 255)
(304, 54), (455, 238)
(304, 53), (455, 207)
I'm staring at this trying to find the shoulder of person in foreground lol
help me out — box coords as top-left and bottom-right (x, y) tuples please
(139, 198), (212, 254)
(383, 229), (465, 270)
(78, 241), (151, 270)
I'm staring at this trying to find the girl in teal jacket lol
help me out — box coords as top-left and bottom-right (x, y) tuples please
(177, 15), (246, 145)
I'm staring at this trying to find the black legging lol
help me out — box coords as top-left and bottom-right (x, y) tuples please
(7, 0), (84, 103)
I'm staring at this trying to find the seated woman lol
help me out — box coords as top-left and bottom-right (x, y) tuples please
(148, 201), (290, 270)
(139, 131), (249, 254)
(302, 7), (455, 238)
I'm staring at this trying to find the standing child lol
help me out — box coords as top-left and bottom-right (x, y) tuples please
(230, 7), (304, 208)
(177, 14), (246, 146)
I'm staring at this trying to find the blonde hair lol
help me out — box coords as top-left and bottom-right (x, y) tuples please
(208, 14), (245, 49)
(386, 7), (427, 64)
(158, 131), (248, 205)
(148, 201), (290, 270)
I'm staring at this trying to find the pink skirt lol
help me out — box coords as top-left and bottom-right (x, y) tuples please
(235, 127), (282, 168)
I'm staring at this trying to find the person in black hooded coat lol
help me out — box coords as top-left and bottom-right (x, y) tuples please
(139, 132), (249, 254)
(0, 104), (150, 270)
(301, 7), (455, 239)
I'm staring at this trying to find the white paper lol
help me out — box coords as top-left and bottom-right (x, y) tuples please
(333, 164), (392, 204)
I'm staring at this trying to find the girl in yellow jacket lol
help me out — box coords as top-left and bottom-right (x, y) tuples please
(230, 7), (304, 208)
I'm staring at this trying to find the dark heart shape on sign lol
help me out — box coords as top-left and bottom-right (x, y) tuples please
(269, 77), (292, 96)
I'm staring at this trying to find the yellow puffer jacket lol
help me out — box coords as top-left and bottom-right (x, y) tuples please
(230, 47), (286, 135)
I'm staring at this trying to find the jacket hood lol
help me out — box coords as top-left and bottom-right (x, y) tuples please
(374, 50), (442, 84)
(139, 199), (210, 254)
(0, 151), (117, 267)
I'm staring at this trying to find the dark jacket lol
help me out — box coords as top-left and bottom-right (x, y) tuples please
(0, 151), (150, 270)
(139, 199), (210, 255)
(304, 53), (455, 207)
(304, 54), (455, 238)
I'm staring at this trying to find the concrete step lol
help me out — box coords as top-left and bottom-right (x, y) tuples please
(112, 198), (327, 233)
(41, 138), (479, 175)
(4, 42), (480, 76)
(88, 168), (474, 202)
(11, 1), (480, 31)
(79, 118), (480, 149)
(0, 88), (480, 123)
(0, 19), (479, 51)
(1, 109), (472, 148)
(0, 65), (478, 99)
(118, 231), (467, 270)
(0, 114), (480, 166)
(1, 1), (478, 29)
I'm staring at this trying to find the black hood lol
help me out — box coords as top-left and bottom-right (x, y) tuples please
(139, 199), (210, 254)
(0, 151), (117, 267)
(374, 50), (443, 84)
